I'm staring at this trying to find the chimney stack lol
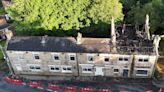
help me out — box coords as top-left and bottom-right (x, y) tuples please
(76, 32), (82, 44)
(122, 24), (126, 35)
(4, 28), (13, 40)
(111, 16), (117, 52)
(153, 35), (161, 56)
(41, 35), (48, 46)
(111, 16), (116, 44)
(145, 14), (150, 40)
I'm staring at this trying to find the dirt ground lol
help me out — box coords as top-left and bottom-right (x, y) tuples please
(157, 58), (164, 74)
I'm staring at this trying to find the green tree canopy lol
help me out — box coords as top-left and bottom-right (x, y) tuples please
(123, 0), (164, 34)
(7, 0), (123, 33)
(89, 0), (123, 23)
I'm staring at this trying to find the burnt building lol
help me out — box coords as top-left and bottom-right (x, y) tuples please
(5, 15), (161, 79)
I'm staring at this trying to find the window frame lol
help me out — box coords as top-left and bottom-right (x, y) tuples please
(14, 64), (22, 71)
(52, 53), (60, 61)
(68, 53), (76, 61)
(61, 66), (72, 73)
(48, 65), (60, 72)
(34, 55), (40, 59)
(87, 54), (94, 63)
(113, 69), (119, 73)
(33, 53), (40, 60)
(104, 57), (110, 63)
(136, 70), (148, 76)
(138, 58), (149, 62)
(27, 64), (41, 71)
(118, 56), (129, 62)
(82, 67), (93, 73)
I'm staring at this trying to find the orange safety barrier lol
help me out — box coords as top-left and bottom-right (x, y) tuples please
(64, 86), (76, 92)
(29, 81), (42, 88)
(146, 90), (153, 92)
(48, 84), (60, 90)
(12, 79), (23, 85)
(81, 87), (93, 92)
(4, 76), (24, 85)
(99, 89), (112, 92)
(4, 76), (12, 83)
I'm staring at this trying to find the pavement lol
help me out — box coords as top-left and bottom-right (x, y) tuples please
(0, 72), (162, 92)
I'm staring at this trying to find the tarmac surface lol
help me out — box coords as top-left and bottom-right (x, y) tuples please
(0, 72), (162, 92)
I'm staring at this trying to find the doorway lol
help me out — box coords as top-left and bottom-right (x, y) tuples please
(95, 67), (104, 76)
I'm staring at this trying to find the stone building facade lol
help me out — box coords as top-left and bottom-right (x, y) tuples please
(5, 15), (161, 78)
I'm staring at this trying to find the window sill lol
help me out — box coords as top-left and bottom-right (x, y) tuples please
(82, 72), (93, 73)
(61, 71), (72, 73)
(68, 60), (76, 62)
(29, 70), (42, 72)
(113, 72), (119, 73)
(49, 70), (60, 72)
(87, 61), (94, 63)
(136, 74), (148, 76)
(53, 60), (60, 62)
(34, 60), (41, 62)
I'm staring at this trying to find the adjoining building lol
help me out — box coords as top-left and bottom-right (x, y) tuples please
(0, 15), (13, 41)
(5, 15), (161, 79)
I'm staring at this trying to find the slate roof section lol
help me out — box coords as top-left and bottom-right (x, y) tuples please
(7, 36), (111, 53)
(0, 23), (10, 30)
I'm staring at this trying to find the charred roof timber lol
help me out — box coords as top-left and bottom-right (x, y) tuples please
(116, 14), (160, 55)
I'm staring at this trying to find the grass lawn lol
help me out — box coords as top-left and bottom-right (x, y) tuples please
(0, 40), (8, 72)
(0, 40), (6, 59)
(0, 8), (6, 15)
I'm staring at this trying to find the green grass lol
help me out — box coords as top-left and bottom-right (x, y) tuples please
(0, 40), (8, 72)
(0, 8), (6, 15)
(0, 40), (6, 60)
(0, 40), (6, 47)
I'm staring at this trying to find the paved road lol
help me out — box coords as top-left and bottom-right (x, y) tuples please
(0, 81), (160, 92)
(0, 73), (161, 92)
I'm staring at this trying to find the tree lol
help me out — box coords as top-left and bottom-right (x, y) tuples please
(127, 1), (144, 26)
(126, 0), (164, 34)
(7, 0), (123, 35)
(89, 0), (123, 23)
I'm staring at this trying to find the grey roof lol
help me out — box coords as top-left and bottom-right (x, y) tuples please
(7, 36), (111, 53)
(0, 24), (10, 30)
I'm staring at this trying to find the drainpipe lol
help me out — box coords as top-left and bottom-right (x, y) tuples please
(76, 53), (79, 77)
(129, 54), (135, 78)
(0, 40), (14, 75)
